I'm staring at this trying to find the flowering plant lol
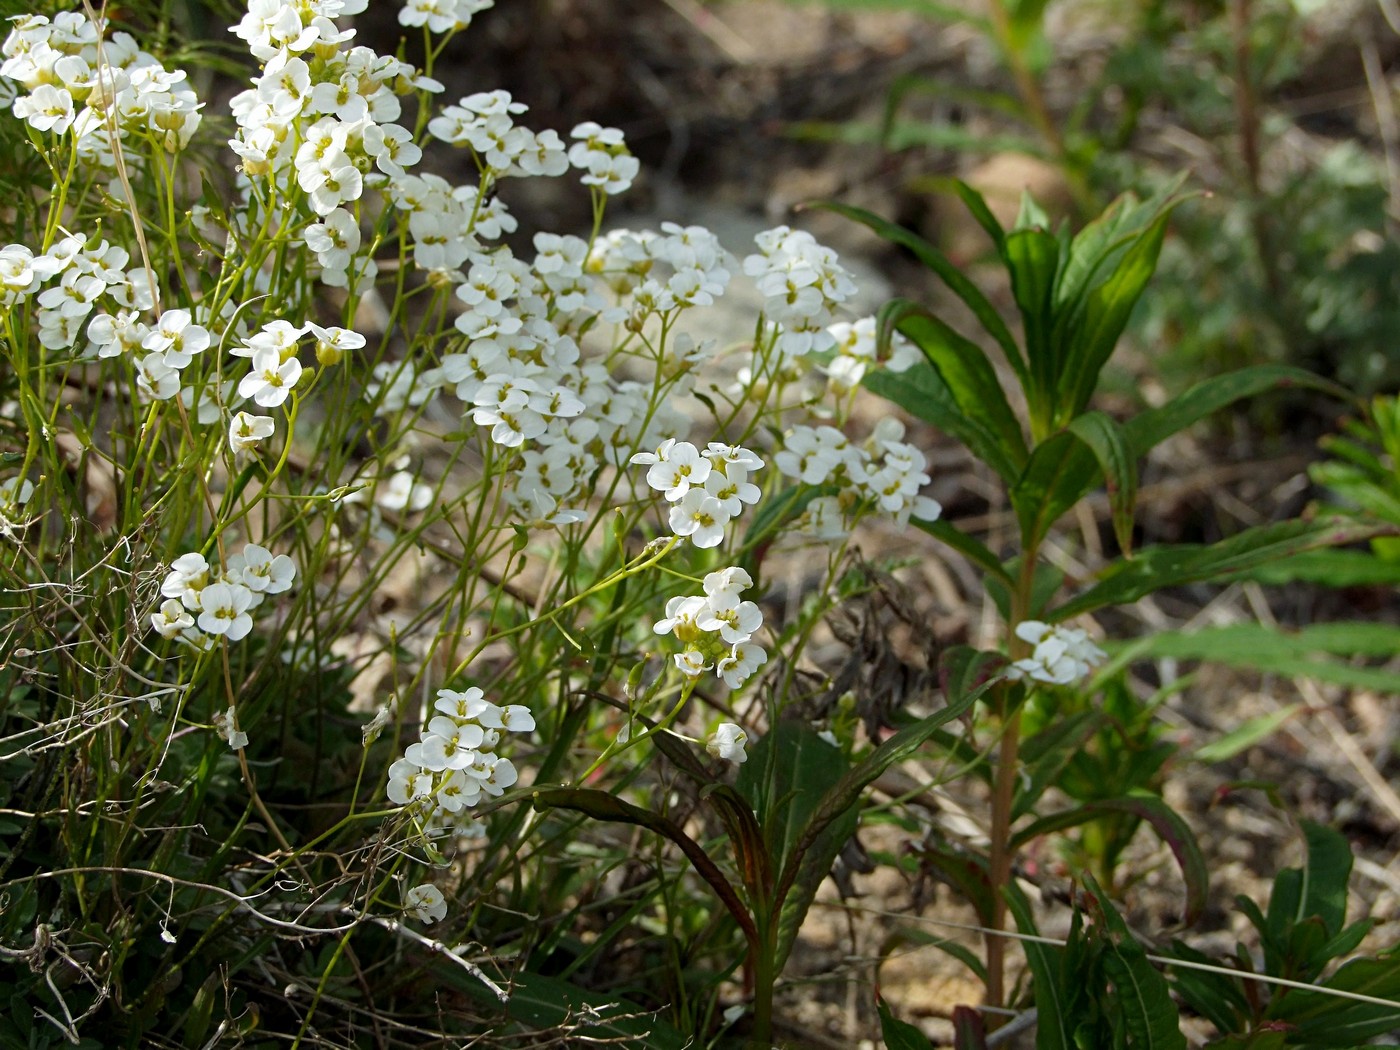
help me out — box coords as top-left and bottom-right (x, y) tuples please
(0, 2), (1387, 1047)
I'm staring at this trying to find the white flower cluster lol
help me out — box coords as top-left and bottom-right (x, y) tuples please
(743, 226), (859, 357)
(1007, 621), (1107, 686)
(652, 567), (769, 687)
(631, 440), (763, 549)
(1, 11), (202, 157)
(587, 222), (735, 325)
(152, 544), (297, 647)
(774, 418), (942, 540)
(386, 687), (534, 837)
(822, 316), (922, 395)
(399, 0), (493, 35)
(428, 89), (569, 181)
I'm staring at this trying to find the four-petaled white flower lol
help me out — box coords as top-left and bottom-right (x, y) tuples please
(706, 723), (749, 764)
(404, 883), (447, 924)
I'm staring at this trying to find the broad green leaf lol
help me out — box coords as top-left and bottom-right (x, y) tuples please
(813, 200), (1026, 381)
(1012, 791), (1208, 924)
(911, 514), (1013, 587)
(1004, 884), (1071, 1050)
(877, 996), (935, 1049)
(1055, 208), (1174, 421)
(1048, 518), (1388, 621)
(881, 301), (1029, 466)
(1192, 705), (1302, 763)
(1299, 820), (1351, 936)
(864, 364), (1023, 484)
(1089, 881), (1187, 1050)
(532, 787), (758, 944)
(1067, 411), (1138, 554)
(1121, 623), (1400, 694)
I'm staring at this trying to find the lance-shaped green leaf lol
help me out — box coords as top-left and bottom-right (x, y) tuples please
(1011, 791), (1208, 925)
(1269, 953), (1400, 1045)
(704, 784), (773, 913)
(1048, 517), (1392, 621)
(1088, 879), (1189, 1050)
(812, 199), (1026, 384)
(1010, 430), (1081, 548)
(1068, 410), (1138, 554)
(532, 787), (758, 944)
(1124, 622), (1400, 695)
(877, 997), (935, 1050)
(911, 514), (1014, 587)
(1005, 884), (1072, 1050)
(952, 178), (1008, 255)
(864, 363), (1023, 485)
(879, 300), (1029, 467)
(1005, 225), (1061, 416)
(1126, 365), (1354, 456)
(1054, 206), (1175, 422)
(767, 653), (998, 969)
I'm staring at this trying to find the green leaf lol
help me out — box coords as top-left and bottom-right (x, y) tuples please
(1163, 940), (1250, 1033)
(1299, 820), (1351, 936)
(877, 996), (935, 1049)
(1012, 791), (1208, 924)
(911, 515), (1013, 586)
(735, 720), (848, 885)
(769, 663), (996, 968)
(1011, 431), (1083, 547)
(1088, 881), (1188, 1050)
(1192, 705), (1302, 763)
(1124, 365), (1354, 458)
(532, 787), (758, 944)
(1005, 226), (1061, 413)
(736, 721), (857, 971)
(864, 363), (1024, 484)
(1234, 549), (1400, 587)
(1004, 884), (1071, 1050)
(952, 178), (1008, 254)
(882, 301), (1029, 467)
(1120, 622), (1400, 695)
(951, 1005), (989, 1049)
(1270, 953), (1400, 1045)
(445, 968), (690, 1047)
(1055, 208), (1174, 421)
(704, 784), (773, 910)
(1049, 517), (1390, 621)
(1068, 411), (1138, 554)
(813, 200), (1026, 382)
(1014, 710), (1105, 819)
(886, 925), (988, 983)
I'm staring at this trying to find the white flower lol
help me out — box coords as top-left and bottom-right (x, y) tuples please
(641, 439), (711, 501)
(1007, 621), (1107, 686)
(196, 581), (256, 641)
(668, 489), (730, 549)
(151, 598), (195, 639)
(238, 347), (303, 408)
(717, 641), (767, 689)
(229, 411), (276, 453)
(706, 723), (749, 764)
(214, 706), (248, 750)
(404, 883), (448, 924)
(230, 543), (295, 594)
